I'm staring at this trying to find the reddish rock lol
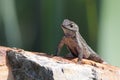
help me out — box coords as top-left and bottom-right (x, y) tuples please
(0, 46), (120, 80)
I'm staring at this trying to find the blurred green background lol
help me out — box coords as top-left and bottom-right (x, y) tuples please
(0, 0), (120, 66)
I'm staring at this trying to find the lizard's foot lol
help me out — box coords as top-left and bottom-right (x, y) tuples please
(77, 59), (83, 64)
(77, 61), (82, 64)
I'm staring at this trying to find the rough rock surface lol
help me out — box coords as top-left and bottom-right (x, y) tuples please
(0, 46), (120, 80)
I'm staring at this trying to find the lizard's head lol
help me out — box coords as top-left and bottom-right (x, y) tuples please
(62, 19), (79, 32)
(61, 19), (79, 36)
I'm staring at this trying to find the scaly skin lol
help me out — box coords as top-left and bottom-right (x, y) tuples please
(56, 19), (104, 63)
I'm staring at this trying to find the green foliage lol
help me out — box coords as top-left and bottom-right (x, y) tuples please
(98, 0), (120, 66)
(0, 0), (98, 52)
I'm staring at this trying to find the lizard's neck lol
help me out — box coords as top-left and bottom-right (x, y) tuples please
(75, 32), (83, 48)
(64, 30), (76, 38)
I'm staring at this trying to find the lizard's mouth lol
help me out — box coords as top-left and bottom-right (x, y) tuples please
(61, 25), (70, 30)
(61, 25), (75, 32)
(61, 24), (65, 28)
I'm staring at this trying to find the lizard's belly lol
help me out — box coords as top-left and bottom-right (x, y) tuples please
(64, 37), (79, 57)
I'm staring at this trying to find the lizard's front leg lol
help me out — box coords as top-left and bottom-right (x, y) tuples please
(55, 37), (65, 56)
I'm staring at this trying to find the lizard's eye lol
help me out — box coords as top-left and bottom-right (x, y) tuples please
(70, 24), (73, 28)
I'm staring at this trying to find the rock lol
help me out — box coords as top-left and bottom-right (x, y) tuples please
(0, 46), (120, 80)
(0, 46), (14, 80)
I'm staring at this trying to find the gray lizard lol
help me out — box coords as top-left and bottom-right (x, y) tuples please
(55, 19), (104, 63)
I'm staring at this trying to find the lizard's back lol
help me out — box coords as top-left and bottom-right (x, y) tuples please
(57, 19), (104, 63)
(77, 32), (104, 63)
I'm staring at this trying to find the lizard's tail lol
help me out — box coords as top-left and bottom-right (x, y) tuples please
(88, 54), (104, 63)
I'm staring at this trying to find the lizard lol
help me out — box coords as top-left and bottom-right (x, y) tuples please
(55, 19), (104, 63)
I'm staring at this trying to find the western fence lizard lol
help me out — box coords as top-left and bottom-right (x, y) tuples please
(55, 19), (104, 63)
